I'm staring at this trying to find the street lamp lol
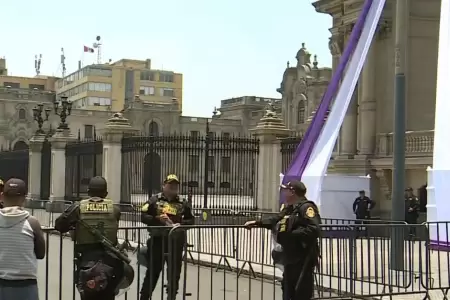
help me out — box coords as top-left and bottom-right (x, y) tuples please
(54, 95), (72, 130)
(32, 104), (51, 135)
(203, 107), (219, 208)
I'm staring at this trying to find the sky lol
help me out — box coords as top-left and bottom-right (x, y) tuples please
(1, 0), (331, 117)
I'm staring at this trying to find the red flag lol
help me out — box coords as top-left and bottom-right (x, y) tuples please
(83, 46), (94, 53)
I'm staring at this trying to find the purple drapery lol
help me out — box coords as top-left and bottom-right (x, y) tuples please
(283, 0), (374, 180)
(280, 0), (374, 203)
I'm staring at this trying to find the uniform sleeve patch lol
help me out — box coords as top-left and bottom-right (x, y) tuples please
(305, 207), (315, 218)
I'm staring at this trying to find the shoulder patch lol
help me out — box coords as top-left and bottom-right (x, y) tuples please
(305, 206), (315, 218)
(141, 203), (149, 212)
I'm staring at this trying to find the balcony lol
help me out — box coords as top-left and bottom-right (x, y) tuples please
(376, 130), (434, 157)
(0, 87), (56, 103)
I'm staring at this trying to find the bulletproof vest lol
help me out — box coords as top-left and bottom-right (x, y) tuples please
(276, 200), (321, 236)
(155, 193), (185, 224)
(76, 197), (118, 245)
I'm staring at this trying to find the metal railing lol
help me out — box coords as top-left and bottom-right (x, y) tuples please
(23, 201), (450, 299)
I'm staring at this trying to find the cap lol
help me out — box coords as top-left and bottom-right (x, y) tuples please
(280, 180), (307, 195)
(88, 176), (108, 192)
(164, 174), (179, 184)
(405, 187), (413, 192)
(359, 190), (365, 194)
(3, 178), (27, 197)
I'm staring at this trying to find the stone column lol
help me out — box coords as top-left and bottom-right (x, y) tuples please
(49, 130), (76, 201)
(99, 113), (138, 204)
(340, 87), (358, 156)
(28, 134), (46, 200)
(250, 109), (290, 211)
(359, 45), (376, 154)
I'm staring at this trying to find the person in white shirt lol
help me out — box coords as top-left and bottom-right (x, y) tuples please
(0, 178), (46, 300)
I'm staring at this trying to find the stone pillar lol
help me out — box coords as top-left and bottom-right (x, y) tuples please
(99, 113), (138, 204)
(359, 45), (376, 154)
(340, 88), (358, 156)
(28, 134), (46, 200)
(250, 108), (290, 211)
(49, 130), (76, 201)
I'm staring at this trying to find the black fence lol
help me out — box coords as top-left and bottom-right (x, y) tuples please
(0, 147), (29, 185)
(65, 137), (103, 201)
(121, 133), (260, 210)
(280, 135), (302, 173)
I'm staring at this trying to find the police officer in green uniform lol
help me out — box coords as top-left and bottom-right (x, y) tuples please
(54, 176), (134, 300)
(245, 181), (321, 300)
(140, 174), (195, 300)
(405, 187), (420, 237)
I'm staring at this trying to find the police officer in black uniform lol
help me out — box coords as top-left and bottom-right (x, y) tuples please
(245, 180), (321, 300)
(54, 176), (134, 300)
(405, 187), (420, 237)
(140, 174), (195, 300)
(352, 190), (374, 237)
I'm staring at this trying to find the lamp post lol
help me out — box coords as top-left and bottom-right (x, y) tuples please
(54, 95), (72, 130)
(203, 107), (218, 208)
(32, 104), (51, 135)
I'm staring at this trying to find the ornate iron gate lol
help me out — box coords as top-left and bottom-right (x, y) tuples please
(65, 138), (103, 201)
(121, 133), (260, 210)
(40, 139), (52, 200)
(0, 148), (29, 185)
(280, 135), (302, 173)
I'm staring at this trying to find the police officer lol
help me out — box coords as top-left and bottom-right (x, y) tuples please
(352, 190), (374, 237)
(405, 187), (420, 237)
(245, 181), (321, 300)
(54, 176), (134, 300)
(140, 174), (195, 300)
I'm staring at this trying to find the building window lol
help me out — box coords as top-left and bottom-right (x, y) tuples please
(140, 71), (155, 81)
(159, 88), (174, 97)
(81, 97), (111, 107)
(139, 86), (155, 96)
(159, 73), (174, 82)
(149, 121), (159, 136)
(84, 125), (94, 139)
(29, 84), (45, 90)
(221, 156), (231, 173)
(18, 109), (26, 120)
(88, 82), (112, 92)
(208, 156), (215, 171)
(189, 155), (199, 172)
(297, 101), (305, 124)
(87, 67), (112, 77)
(3, 82), (19, 88)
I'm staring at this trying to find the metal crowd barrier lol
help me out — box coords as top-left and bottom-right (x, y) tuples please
(24, 202), (450, 299)
(32, 223), (450, 299)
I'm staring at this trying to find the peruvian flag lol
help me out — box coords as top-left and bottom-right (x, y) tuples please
(83, 46), (94, 53)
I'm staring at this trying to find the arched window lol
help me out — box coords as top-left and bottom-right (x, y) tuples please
(18, 109), (26, 120)
(149, 121), (159, 136)
(297, 101), (305, 124)
(13, 141), (29, 150)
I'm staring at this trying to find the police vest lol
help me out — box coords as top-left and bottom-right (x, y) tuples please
(76, 198), (118, 245)
(155, 194), (184, 223)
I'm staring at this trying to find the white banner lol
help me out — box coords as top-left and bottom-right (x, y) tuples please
(301, 0), (386, 206)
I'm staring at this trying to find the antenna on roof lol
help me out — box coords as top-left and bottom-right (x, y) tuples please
(93, 36), (102, 64)
(34, 54), (42, 76)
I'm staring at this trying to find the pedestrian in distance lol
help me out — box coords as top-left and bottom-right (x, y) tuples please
(352, 190), (375, 237)
(54, 176), (134, 300)
(245, 180), (321, 300)
(404, 187), (420, 238)
(0, 178), (45, 300)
